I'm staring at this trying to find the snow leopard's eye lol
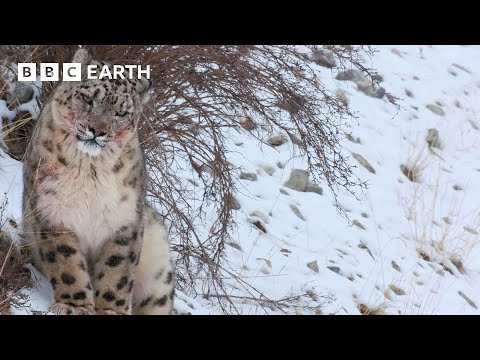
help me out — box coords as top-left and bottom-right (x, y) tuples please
(116, 110), (127, 117)
(81, 94), (93, 105)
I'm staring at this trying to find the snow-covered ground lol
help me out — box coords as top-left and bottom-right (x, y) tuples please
(2, 45), (480, 315)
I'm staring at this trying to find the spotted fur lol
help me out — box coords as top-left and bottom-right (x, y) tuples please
(22, 49), (174, 315)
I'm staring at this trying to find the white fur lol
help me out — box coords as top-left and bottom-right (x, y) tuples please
(37, 156), (138, 255)
(76, 141), (102, 157)
(133, 215), (171, 300)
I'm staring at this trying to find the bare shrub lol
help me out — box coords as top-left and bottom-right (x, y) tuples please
(0, 45), (394, 311)
(0, 197), (31, 314)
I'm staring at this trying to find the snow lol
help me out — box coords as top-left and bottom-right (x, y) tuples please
(2, 45), (480, 314)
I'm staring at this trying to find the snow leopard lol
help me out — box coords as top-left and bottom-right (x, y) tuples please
(22, 49), (174, 315)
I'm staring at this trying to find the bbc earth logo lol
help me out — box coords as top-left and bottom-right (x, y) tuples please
(18, 63), (151, 81)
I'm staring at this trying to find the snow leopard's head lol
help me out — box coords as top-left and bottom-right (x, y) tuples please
(51, 49), (151, 156)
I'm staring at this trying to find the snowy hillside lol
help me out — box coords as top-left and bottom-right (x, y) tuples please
(2, 45), (480, 315)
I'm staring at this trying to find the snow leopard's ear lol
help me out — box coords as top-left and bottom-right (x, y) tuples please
(138, 77), (152, 105)
(71, 48), (92, 81)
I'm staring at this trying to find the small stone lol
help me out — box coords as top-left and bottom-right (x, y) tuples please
(346, 133), (361, 144)
(305, 183), (323, 195)
(240, 172), (257, 181)
(307, 261), (319, 273)
(469, 119), (479, 130)
(327, 266), (341, 274)
(259, 165), (275, 176)
(7, 82), (34, 105)
(358, 84), (386, 99)
(442, 217), (452, 225)
(388, 284), (406, 296)
(453, 184), (463, 191)
(230, 197), (241, 210)
(353, 219), (366, 230)
(426, 104), (445, 116)
(426, 128), (441, 149)
(280, 248), (291, 254)
(249, 210), (268, 222)
(279, 189), (289, 196)
(239, 116), (257, 130)
(251, 220), (266, 233)
(284, 169), (309, 192)
(289, 204), (306, 221)
(405, 89), (414, 98)
(391, 261), (401, 272)
(464, 226), (478, 235)
(276, 161), (285, 169)
(267, 135), (286, 147)
(256, 258), (272, 268)
(310, 49), (336, 68)
(352, 153), (376, 174)
(458, 291), (478, 309)
(452, 63), (472, 74)
(226, 242), (243, 252)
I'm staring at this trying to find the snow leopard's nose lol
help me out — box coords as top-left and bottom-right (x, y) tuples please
(87, 126), (107, 138)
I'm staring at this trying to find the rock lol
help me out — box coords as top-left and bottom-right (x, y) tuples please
(442, 217), (452, 225)
(405, 89), (414, 98)
(452, 63), (472, 74)
(259, 165), (275, 176)
(336, 70), (385, 98)
(469, 119), (479, 130)
(240, 172), (257, 181)
(279, 189), (289, 196)
(280, 248), (291, 254)
(391, 261), (401, 272)
(276, 161), (284, 169)
(352, 153), (375, 174)
(239, 116), (257, 130)
(289, 204), (306, 221)
(336, 69), (365, 83)
(353, 219), (365, 230)
(358, 84), (386, 99)
(307, 261), (319, 273)
(284, 169), (309, 192)
(226, 242), (243, 252)
(305, 183), (323, 195)
(267, 135), (286, 147)
(358, 243), (374, 259)
(391, 48), (404, 58)
(335, 88), (349, 106)
(464, 226), (478, 235)
(400, 164), (420, 183)
(388, 284), (406, 296)
(251, 220), (266, 233)
(453, 184), (463, 191)
(249, 210), (268, 222)
(426, 104), (445, 116)
(327, 266), (341, 274)
(230, 197), (241, 210)
(256, 258), (272, 268)
(426, 128), (441, 149)
(346, 133), (361, 144)
(458, 291), (477, 309)
(7, 82), (34, 105)
(310, 49), (336, 68)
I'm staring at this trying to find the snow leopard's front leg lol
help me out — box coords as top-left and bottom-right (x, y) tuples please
(92, 223), (143, 315)
(33, 226), (95, 315)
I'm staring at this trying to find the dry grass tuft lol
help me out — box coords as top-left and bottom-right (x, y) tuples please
(357, 303), (386, 315)
(0, 235), (31, 314)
